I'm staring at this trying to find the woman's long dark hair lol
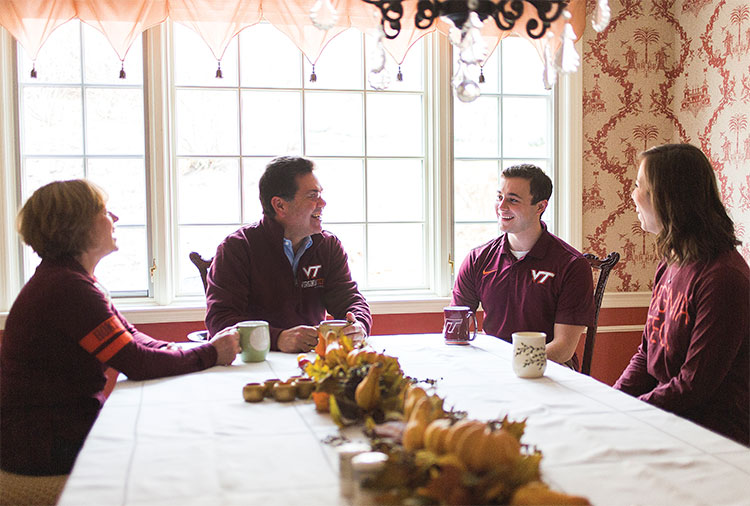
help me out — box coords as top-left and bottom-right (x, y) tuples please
(640, 143), (739, 264)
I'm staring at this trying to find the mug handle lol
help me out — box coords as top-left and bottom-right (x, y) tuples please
(467, 311), (478, 341)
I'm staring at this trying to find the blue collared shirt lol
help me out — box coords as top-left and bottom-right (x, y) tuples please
(283, 236), (313, 274)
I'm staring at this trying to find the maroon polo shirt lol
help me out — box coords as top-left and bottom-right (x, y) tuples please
(452, 225), (595, 344)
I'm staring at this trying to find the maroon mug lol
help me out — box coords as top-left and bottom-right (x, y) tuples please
(443, 306), (477, 345)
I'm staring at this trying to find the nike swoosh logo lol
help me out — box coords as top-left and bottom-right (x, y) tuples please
(482, 268), (498, 275)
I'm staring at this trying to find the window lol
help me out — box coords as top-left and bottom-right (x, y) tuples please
(1, 20), (566, 314)
(172, 23), (428, 295)
(453, 37), (554, 267)
(14, 22), (149, 296)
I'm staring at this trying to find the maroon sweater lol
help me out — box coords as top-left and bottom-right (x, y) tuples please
(205, 216), (371, 348)
(0, 257), (218, 475)
(615, 250), (749, 445)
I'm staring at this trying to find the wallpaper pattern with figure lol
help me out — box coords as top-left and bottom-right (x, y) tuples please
(580, 0), (749, 293)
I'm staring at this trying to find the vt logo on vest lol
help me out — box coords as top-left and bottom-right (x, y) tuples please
(531, 269), (555, 284)
(300, 264), (324, 288)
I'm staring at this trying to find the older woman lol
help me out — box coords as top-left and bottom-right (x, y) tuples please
(0, 180), (240, 501)
(614, 144), (749, 445)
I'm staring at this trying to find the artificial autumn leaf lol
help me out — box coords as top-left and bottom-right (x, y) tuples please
(507, 452), (543, 487)
(416, 462), (465, 503)
(329, 394), (344, 427)
(500, 415), (527, 442)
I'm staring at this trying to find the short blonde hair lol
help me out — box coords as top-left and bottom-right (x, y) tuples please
(17, 180), (107, 260)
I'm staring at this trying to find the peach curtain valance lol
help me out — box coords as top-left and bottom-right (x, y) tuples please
(0, 0), (586, 73)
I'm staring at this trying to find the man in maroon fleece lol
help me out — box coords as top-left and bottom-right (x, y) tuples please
(205, 156), (372, 352)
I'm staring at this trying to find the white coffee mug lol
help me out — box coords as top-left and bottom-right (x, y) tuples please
(512, 331), (547, 378)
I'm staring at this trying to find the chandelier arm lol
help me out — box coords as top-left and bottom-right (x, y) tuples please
(525, 0), (568, 39)
(363, 0), (405, 39)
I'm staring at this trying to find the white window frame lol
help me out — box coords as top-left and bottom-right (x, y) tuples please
(0, 25), (582, 325)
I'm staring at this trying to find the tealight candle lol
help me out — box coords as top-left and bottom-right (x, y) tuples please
(351, 451), (388, 506)
(337, 442), (372, 499)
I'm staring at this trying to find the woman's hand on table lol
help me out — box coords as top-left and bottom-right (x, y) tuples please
(209, 326), (241, 365)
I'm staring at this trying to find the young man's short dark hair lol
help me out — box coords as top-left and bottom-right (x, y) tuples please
(502, 164), (553, 204)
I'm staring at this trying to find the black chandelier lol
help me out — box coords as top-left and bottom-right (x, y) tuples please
(362, 0), (570, 40)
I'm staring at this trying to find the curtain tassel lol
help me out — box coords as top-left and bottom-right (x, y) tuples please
(479, 67), (485, 83)
(309, 65), (317, 83)
(30, 62), (37, 78)
(119, 61), (126, 79)
(216, 61), (223, 79)
(397, 66), (403, 81)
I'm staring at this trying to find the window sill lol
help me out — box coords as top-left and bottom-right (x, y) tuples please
(0, 292), (650, 328)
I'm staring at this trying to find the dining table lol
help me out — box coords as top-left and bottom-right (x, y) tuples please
(58, 333), (750, 506)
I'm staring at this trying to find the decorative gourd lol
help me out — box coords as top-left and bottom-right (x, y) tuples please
(402, 418), (428, 451)
(444, 419), (485, 455)
(354, 361), (383, 410)
(403, 386), (427, 419)
(423, 418), (452, 455)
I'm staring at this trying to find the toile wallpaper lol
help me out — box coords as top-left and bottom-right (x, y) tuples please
(580, 0), (749, 293)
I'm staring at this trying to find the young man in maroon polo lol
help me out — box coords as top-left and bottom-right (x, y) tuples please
(452, 164), (595, 368)
(205, 156), (371, 353)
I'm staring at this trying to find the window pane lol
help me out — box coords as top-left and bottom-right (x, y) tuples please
(85, 88), (145, 155)
(314, 158), (365, 223)
(454, 95), (499, 158)
(239, 24), (301, 88)
(454, 160), (498, 222)
(87, 158), (146, 226)
(177, 158), (241, 224)
(175, 89), (239, 155)
(324, 223), (365, 288)
(18, 22), (81, 84)
(368, 224), (425, 288)
(364, 35), (424, 92)
(83, 24), (144, 84)
(22, 158), (84, 201)
(303, 29), (363, 90)
(501, 37), (548, 95)
(477, 43), (501, 94)
(21, 87), (83, 154)
(173, 22), (239, 87)
(367, 159), (423, 222)
(366, 93), (423, 157)
(178, 225), (239, 295)
(455, 223), (498, 269)
(242, 157), (270, 222)
(240, 90), (302, 155)
(305, 92), (363, 156)
(95, 227), (148, 294)
(502, 96), (550, 158)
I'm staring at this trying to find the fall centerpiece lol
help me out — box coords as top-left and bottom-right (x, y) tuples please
(294, 330), (590, 505)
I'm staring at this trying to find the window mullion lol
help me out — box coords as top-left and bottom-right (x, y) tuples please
(432, 33), (454, 297)
(143, 23), (175, 304)
(0, 28), (21, 313)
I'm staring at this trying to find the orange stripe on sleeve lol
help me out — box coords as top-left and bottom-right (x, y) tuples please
(79, 316), (129, 353)
(96, 332), (133, 363)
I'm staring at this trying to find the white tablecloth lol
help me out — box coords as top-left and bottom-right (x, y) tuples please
(59, 334), (749, 506)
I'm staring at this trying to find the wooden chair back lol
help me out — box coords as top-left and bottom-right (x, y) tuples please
(189, 251), (213, 294)
(581, 251), (621, 376)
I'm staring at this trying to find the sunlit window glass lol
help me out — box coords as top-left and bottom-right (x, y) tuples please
(16, 21), (148, 296)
